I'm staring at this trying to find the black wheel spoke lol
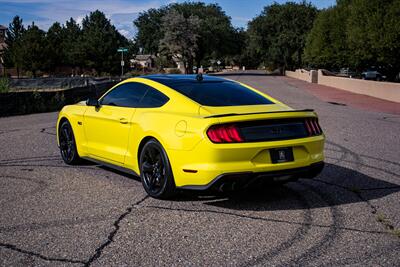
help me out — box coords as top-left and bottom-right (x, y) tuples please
(144, 149), (154, 164)
(141, 144), (167, 194)
(140, 140), (175, 198)
(58, 121), (79, 165)
(142, 162), (153, 172)
(63, 128), (70, 141)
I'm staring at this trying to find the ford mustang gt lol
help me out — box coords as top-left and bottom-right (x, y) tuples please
(57, 74), (325, 198)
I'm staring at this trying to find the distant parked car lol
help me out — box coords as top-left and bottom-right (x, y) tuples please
(339, 68), (357, 78)
(362, 68), (386, 81)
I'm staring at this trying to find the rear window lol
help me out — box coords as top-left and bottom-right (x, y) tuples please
(169, 81), (274, 106)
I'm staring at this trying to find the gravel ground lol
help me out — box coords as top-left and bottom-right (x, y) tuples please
(0, 72), (399, 266)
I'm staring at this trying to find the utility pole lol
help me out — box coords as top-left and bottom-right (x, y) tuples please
(117, 47), (128, 77)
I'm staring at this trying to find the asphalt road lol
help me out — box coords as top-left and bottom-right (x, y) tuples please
(1, 72), (399, 266)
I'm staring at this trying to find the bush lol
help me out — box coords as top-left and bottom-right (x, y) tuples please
(126, 69), (163, 77)
(126, 70), (145, 77)
(164, 68), (182, 74)
(0, 77), (10, 93)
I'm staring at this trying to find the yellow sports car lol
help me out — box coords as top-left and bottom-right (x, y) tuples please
(57, 74), (324, 198)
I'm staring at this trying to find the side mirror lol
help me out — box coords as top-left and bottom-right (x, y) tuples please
(86, 97), (100, 107)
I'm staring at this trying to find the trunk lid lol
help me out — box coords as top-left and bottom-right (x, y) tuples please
(199, 103), (293, 118)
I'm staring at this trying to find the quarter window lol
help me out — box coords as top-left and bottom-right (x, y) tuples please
(139, 87), (170, 108)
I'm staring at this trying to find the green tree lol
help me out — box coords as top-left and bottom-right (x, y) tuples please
(134, 7), (168, 55)
(46, 22), (64, 71)
(3, 16), (25, 77)
(62, 18), (83, 72)
(170, 2), (237, 68)
(19, 23), (47, 77)
(304, 0), (400, 80)
(134, 2), (238, 69)
(80, 10), (128, 74)
(160, 9), (200, 74)
(224, 28), (257, 68)
(304, 3), (350, 69)
(248, 2), (318, 71)
(347, 0), (400, 78)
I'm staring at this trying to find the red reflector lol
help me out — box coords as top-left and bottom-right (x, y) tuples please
(207, 124), (244, 143)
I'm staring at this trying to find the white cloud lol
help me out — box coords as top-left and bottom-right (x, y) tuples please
(4, 0), (169, 37)
(75, 15), (84, 26)
(118, 29), (130, 37)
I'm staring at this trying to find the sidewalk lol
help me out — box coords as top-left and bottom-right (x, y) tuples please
(283, 77), (400, 115)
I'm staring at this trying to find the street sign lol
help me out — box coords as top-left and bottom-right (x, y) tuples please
(118, 48), (128, 76)
(217, 60), (221, 65)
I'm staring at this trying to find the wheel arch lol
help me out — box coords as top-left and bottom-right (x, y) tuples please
(57, 116), (70, 146)
(137, 136), (159, 165)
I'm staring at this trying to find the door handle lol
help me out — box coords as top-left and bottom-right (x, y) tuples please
(119, 118), (128, 124)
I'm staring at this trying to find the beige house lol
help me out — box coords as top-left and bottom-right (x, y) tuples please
(0, 25), (7, 75)
(130, 54), (155, 69)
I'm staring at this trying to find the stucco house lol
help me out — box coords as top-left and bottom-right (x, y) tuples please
(0, 25), (8, 75)
(130, 54), (155, 69)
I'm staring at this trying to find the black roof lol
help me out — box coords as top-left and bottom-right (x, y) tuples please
(141, 74), (228, 87)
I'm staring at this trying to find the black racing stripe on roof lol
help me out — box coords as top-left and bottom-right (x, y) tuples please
(141, 74), (228, 87)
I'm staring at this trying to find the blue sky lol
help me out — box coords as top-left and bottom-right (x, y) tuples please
(0, 0), (336, 39)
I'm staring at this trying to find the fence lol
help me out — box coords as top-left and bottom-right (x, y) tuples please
(286, 69), (400, 103)
(285, 69), (318, 83)
(0, 81), (117, 117)
(317, 70), (400, 103)
(9, 77), (115, 90)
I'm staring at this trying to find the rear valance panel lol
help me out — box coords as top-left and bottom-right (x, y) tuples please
(239, 119), (309, 142)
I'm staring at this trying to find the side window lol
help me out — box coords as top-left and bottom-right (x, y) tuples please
(101, 83), (147, 107)
(100, 82), (169, 108)
(138, 87), (169, 108)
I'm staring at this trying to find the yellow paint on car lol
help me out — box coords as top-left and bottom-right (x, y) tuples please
(57, 76), (325, 188)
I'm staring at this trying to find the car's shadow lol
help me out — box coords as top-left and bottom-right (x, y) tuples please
(169, 163), (400, 211)
(94, 162), (399, 211)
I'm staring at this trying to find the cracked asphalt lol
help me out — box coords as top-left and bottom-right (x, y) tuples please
(1, 72), (399, 266)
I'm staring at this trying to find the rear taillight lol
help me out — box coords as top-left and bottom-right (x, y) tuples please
(207, 124), (244, 143)
(305, 117), (323, 136)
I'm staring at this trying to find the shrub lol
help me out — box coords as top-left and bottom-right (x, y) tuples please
(0, 77), (10, 93)
(165, 68), (182, 74)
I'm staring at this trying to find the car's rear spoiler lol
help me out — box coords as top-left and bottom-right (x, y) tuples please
(203, 109), (315, 118)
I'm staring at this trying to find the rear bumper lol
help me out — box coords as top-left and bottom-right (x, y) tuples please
(168, 135), (325, 188)
(180, 161), (324, 191)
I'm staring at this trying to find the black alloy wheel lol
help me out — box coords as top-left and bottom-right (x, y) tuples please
(139, 139), (175, 199)
(59, 120), (81, 165)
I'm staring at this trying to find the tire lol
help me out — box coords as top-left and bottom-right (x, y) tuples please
(139, 139), (176, 199)
(58, 120), (81, 165)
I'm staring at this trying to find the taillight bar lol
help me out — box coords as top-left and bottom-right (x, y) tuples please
(207, 124), (244, 143)
(305, 117), (323, 136)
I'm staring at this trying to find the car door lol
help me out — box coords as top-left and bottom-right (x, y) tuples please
(83, 82), (148, 164)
